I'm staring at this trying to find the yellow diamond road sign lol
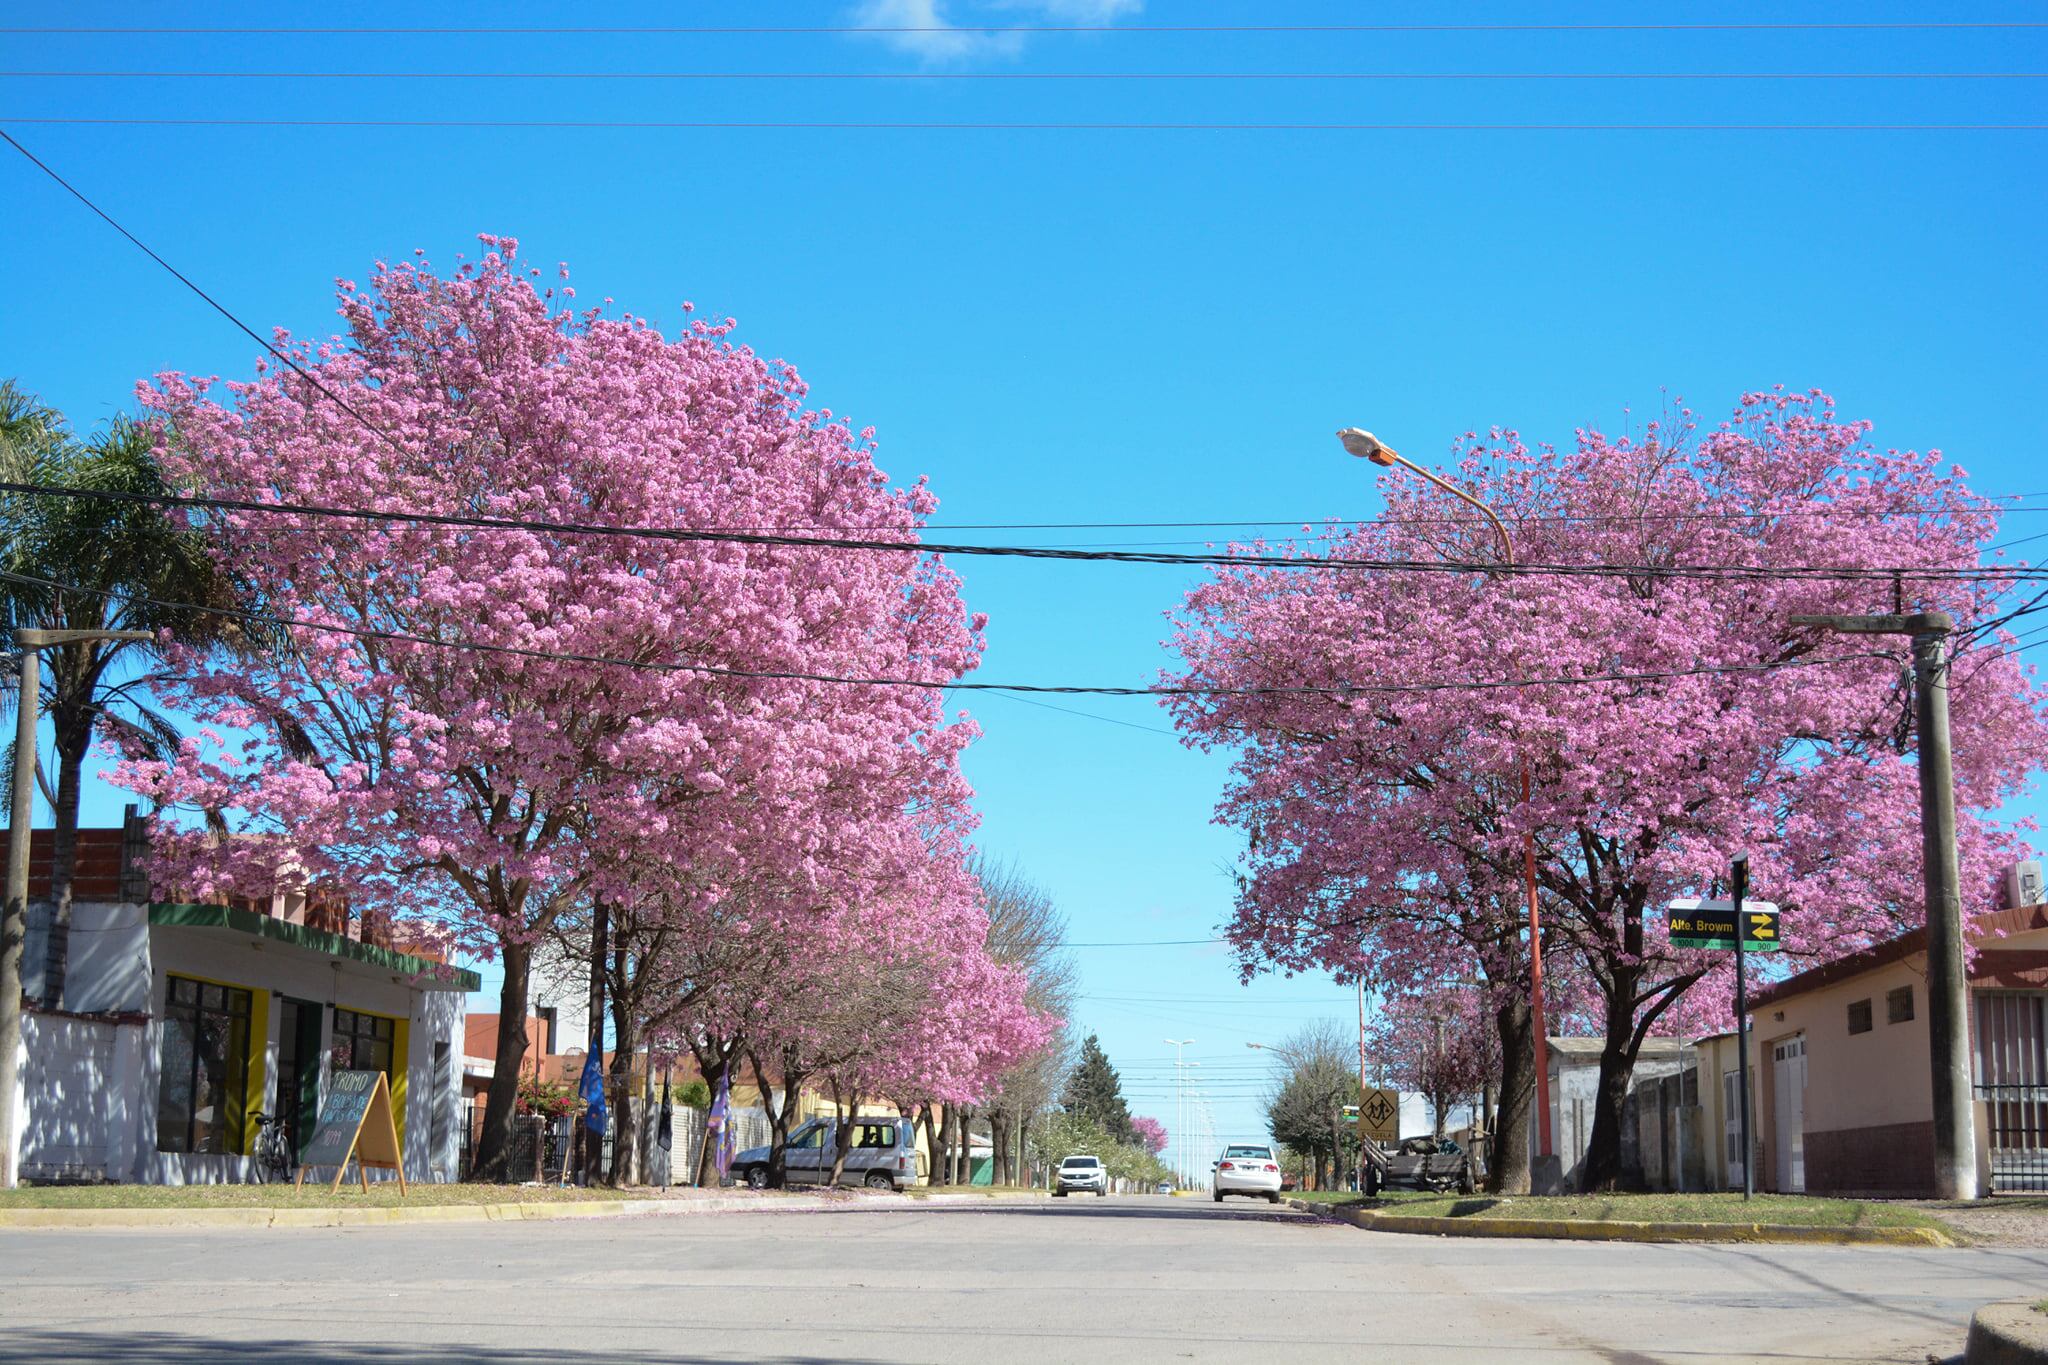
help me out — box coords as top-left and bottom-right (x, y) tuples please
(1361, 1087), (1399, 1143)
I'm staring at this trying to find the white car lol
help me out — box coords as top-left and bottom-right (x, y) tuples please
(1212, 1144), (1284, 1203)
(1054, 1153), (1109, 1196)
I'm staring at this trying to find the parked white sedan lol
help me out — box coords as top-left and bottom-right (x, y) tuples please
(1212, 1144), (1284, 1203)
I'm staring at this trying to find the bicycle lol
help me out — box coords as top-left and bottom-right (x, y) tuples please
(251, 1113), (295, 1184)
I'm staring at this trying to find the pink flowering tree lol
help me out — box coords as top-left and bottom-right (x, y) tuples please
(117, 237), (986, 1180)
(1129, 1115), (1168, 1157)
(1166, 392), (2048, 1190)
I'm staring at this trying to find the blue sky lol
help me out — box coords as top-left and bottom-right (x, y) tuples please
(4, 0), (2045, 1161)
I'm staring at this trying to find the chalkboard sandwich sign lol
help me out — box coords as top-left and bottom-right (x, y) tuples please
(296, 1068), (407, 1195)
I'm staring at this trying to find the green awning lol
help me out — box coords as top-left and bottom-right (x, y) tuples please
(148, 902), (481, 992)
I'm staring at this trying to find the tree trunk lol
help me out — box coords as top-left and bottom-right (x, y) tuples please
(751, 1049), (800, 1188)
(605, 944), (636, 1186)
(1487, 993), (1534, 1195)
(828, 1083), (855, 1187)
(952, 1106), (975, 1184)
(1579, 977), (1642, 1192)
(920, 1107), (943, 1185)
(38, 706), (91, 1010)
(690, 1049), (729, 1188)
(470, 940), (533, 1182)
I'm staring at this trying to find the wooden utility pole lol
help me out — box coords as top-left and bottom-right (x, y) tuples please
(1790, 611), (1977, 1200)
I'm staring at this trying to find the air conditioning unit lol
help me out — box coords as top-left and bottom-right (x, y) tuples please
(2007, 860), (2046, 910)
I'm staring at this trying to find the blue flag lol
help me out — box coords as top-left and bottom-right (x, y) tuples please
(579, 1046), (608, 1138)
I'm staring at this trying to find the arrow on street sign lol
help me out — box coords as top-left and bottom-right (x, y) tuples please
(1665, 897), (1784, 952)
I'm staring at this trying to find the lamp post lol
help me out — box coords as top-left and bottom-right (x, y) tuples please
(1337, 427), (1554, 1166)
(1164, 1038), (1194, 1187)
(2, 627), (155, 1189)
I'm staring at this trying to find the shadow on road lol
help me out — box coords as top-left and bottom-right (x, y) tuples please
(0, 1335), (887, 1365)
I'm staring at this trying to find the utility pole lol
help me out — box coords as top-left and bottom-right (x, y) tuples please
(1790, 610), (1977, 1200)
(1731, 854), (1755, 1201)
(582, 896), (609, 1186)
(2, 627), (152, 1191)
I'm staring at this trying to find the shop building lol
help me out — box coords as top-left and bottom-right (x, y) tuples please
(7, 819), (475, 1185)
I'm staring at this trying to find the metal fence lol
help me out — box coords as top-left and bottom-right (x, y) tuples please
(458, 1109), (568, 1184)
(1976, 1083), (2048, 1193)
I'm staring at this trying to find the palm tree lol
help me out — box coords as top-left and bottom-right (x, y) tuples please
(0, 380), (244, 1006)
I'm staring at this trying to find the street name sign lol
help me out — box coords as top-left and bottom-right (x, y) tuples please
(1359, 1087), (1400, 1143)
(1666, 898), (1782, 952)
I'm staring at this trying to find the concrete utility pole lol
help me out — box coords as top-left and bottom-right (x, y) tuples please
(2, 627), (153, 1190)
(1790, 610), (1978, 1200)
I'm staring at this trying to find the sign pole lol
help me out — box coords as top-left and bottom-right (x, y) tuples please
(1732, 854), (1753, 1202)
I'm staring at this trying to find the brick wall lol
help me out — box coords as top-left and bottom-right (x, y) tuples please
(1803, 1120), (1937, 1198)
(0, 827), (131, 900)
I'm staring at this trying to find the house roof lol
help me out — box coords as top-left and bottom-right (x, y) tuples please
(1748, 901), (2048, 1012)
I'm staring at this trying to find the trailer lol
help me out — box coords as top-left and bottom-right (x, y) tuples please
(1361, 1135), (1477, 1196)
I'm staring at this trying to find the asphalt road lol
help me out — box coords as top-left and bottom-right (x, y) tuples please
(0, 1195), (2040, 1364)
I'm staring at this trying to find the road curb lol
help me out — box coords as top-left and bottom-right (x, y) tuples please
(1289, 1199), (1954, 1248)
(0, 1188), (1049, 1231)
(1967, 1301), (2048, 1363)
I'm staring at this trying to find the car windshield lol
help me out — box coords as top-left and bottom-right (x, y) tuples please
(1224, 1146), (1271, 1160)
(1062, 1157), (1099, 1168)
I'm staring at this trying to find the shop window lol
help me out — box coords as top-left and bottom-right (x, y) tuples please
(332, 1007), (397, 1078)
(156, 975), (252, 1154)
(1847, 998), (1873, 1035)
(1887, 986), (1915, 1025)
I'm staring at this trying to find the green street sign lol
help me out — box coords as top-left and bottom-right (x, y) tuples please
(1667, 898), (1782, 952)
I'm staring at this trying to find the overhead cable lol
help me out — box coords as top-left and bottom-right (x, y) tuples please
(3, 483), (2038, 584)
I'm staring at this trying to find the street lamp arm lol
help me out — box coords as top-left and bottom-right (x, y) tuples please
(14, 628), (155, 648)
(1378, 452), (1516, 568)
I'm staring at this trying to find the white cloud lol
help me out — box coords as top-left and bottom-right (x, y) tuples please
(850, 0), (1142, 65)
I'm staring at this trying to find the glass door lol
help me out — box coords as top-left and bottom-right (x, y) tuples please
(275, 998), (324, 1162)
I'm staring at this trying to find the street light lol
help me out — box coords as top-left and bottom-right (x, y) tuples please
(1164, 1038), (1194, 1187)
(1338, 427), (1555, 1168)
(2, 627), (154, 1189)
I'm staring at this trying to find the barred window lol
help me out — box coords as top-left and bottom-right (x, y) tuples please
(1847, 999), (1873, 1035)
(1887, 986), (1915, 1025)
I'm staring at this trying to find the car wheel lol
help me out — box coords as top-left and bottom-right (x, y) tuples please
(743, 1166), (768, 1191)
(865, 1172), (894, 1190)
(1266, 1192), (1281, 1205)
(1213, 1189), (1224, 1203)
(1053, 1188), (1065, 1197)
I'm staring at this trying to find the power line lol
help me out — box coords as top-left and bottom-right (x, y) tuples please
(0, 567), (1914, 699)
(12, 70), (2046, 81)
(11, 117), (2045, 132)
(8, 22), (2044, 34)
(0, 129), (409, 467)
(6, 483), (2041, 585)
(4, 129), (2038, 562)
